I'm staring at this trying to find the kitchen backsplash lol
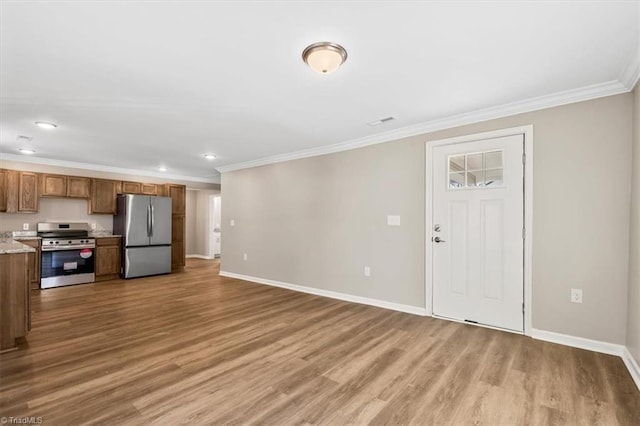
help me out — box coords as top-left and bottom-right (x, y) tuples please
(0, 198), (112, 232)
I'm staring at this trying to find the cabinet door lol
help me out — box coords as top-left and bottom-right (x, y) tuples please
(96, 245), (121, 276)
(166, 184), (186, 214)
(0, 169), (7, 212)
(41, 174), (67, 197)
(121, 181), (142, 194)
(89, 179), (118, 214)
(19, 172), (39, 212)
(141, 183), (158, 196)
(171, 214), (185, 269)
(67, 177), (90, 198)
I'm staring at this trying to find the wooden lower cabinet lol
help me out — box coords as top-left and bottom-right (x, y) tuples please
(17, 239), (41, 290)
(0, 252), (30, 352)
(95, 237), (121, 281)
(171, 214), (185, 270)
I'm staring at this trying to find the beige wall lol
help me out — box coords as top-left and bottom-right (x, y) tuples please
(222, 93), (633, 344)
(0, 197), (113, 232)
(186, 190), (198, 254)
(628, 87), (640, 363)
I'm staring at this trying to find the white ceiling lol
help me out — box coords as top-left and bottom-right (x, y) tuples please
(1, 1), (638, 184)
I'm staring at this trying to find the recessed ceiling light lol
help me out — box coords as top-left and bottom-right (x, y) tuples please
(158, 166), (168, 172)
(204, 154), (216, 160)
(18, 148), (36, 155)
(35, 121), (57, 129)
(302, 42), (347, 74)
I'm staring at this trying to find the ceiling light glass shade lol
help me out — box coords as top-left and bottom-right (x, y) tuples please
(18, 148), (36, 154)
(204, 154), (216, 160)
(158, 167), (168, 172)
(35, 121), (57, 129)
(302, 42), (347, 74)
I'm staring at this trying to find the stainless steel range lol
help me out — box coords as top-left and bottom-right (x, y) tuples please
(38, 223), (96, 289)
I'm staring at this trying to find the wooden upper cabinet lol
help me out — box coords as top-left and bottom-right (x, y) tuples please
(40, 174), (67, 197)
(0, 169), (7, 212)
(67, 176), (90, 198)
(16, 172), (38, 213)
(165, 184), (186, 214)
(89, 179), (118, 215)
(40, 173), (90, 199)
(141, 183), (158, 196)
(121, 181), (142, 194)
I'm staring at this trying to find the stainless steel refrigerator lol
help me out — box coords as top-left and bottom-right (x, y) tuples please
(113, 194), (172, 278)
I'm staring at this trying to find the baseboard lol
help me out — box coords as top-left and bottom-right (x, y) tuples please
(622, 347), (640, 391)
(218, 271), (429, 316)
(531, 328), (624, 356)
(186, 254), (214, 260)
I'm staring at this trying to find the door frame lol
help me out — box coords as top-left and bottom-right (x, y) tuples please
(425, 125), (534, 336)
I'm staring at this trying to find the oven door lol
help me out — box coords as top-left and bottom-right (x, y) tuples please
(41, 247), (95, 288)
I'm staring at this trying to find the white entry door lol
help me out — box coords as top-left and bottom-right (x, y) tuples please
(432, 134), (524, 332)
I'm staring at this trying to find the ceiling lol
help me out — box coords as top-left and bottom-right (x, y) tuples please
(1, 1), (638, 184)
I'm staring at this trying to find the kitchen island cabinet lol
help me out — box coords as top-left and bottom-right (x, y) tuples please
(0, 241), (33, 352)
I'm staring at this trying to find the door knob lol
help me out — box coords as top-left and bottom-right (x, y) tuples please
(433, 236), (445, 243)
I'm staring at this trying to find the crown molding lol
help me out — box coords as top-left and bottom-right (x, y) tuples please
(216, 79), (629, 173)
(0, 153), (220, 184)
(620, 45), (640, 90)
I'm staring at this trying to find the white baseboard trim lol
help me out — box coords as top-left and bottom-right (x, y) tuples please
(622, 347), (640, 391)
(218, 271), (429, 316)
(186, 254), (214, 260)
(531, 328), (624, 356)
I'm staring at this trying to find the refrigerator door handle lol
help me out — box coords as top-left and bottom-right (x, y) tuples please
(150, 204), (155, 237)
(147, 204), (152, 237)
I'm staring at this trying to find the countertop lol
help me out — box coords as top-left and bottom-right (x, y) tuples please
(12, 236), (41, 240)
(0, 240), (36, 254)
(90, 234), (122, 238)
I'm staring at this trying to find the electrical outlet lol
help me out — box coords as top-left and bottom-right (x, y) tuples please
(230, 219), (235, 227)
(243, 253), (247, 261)
(22, 223), (29, 230)
(91, 223), (97, 230)
(364, 266), (371, 277)
(571, 288), (583, 304)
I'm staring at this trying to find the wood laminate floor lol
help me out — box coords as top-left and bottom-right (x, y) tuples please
(1, 258), (639, 425)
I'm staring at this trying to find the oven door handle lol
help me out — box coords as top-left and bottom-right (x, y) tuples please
(42, 245), (95, 251)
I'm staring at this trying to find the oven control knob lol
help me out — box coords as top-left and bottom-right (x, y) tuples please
(49, 241), (53, 244)
(55, 241), (59, 244)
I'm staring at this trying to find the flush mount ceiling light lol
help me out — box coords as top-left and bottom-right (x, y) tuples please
(302, 42), (347, 74)
(158, 166), (168, 172)
(34, 121), (57, 129)
(203, 154), (216, 160)
(18, 148), (36, 155)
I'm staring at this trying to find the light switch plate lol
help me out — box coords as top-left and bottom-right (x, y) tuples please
(387, 215), (401, 226)
(230, 219), (235, 227)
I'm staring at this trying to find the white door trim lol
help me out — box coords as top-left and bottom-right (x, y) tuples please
(425, 125), (534, 336)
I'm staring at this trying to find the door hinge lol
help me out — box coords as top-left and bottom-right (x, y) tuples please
(522, 303), (525, 314)
(522, 227), (526, 239)
(522, 153), (526, 165)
